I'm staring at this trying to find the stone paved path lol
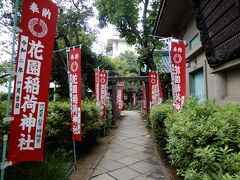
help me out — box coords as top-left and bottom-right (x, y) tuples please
(90, 111), (172, 180)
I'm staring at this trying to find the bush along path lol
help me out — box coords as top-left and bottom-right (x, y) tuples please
(150, 99), (240, 180)
(2, 100), (113, 180)
(90, 111), (177, 180)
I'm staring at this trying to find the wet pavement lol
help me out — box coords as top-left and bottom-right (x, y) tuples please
(90, 111), (171, 180)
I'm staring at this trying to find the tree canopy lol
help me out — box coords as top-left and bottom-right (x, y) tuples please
(94, 0), (162, 70)
(0, 61), (10, 85)
(113, 51), (139, 77)
(0, 0), (114, 98)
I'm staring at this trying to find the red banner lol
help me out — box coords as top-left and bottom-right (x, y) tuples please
(142, 82), (147, 114)
(171, 41), (186, 112)
(94, 68), (100, 110)
(116, 82), (124, 111)
(149, 71), (163, 109)
(149, 72), (158, 109)
(68, 48), (82, 141)
(99, 71), (108, 118)
(9, 0), (58, 164)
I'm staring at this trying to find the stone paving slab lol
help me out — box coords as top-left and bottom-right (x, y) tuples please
(91, 166), (108, 177)
(128, 160), (156, 174)
(100, 160), (126, 171)
(108, 167), (141, 180)
(132, 175), (156, 180)
(116, 156), (140, 165)
(90, 111), (172, 180)
(91, 173), (116, 180)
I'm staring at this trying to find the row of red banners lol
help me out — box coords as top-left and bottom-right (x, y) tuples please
(9, 0), (85, 164)
(145, 41), (186, 112)
(94, 69), (108, 119)
(8, 0), (186, 164)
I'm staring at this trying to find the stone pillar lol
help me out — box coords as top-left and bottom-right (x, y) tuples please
(112, 83), (117, 120)
(145, 81), (149, 114)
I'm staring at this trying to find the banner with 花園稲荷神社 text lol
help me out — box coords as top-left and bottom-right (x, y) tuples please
(94, 68), (100, 104)
(99, 71), (108, 118)
(9, 0), (58, 164)
(68, 48), (82, 141)
(170, 41), (186, 112)
(116, 82), (124, 111)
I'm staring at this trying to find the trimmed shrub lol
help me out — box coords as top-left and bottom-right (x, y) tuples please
(149, 101), (173, 145)
(46, 100), (110, 150)
(5, 99), (112, 179)
(150, 98), (240, 179)
(103, 103), (113, 129)
(46, 101), (72, 151)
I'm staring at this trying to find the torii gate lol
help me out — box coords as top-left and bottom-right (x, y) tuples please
(108, 76), (149, 119)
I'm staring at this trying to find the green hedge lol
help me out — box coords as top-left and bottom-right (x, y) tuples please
(149, 101), (173, 145)
(150, 99), (240, 179)
(46, 100), (113, 151)
(3, 99), (112, 179)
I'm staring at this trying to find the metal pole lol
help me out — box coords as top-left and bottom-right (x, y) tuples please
(66, 48), (77, 166)
(1, 135), (8, 180)
(167, 38), (176, 111)
(1, 0), (20, 179)
(72, 140), (77, 164)
(53, 81), (56, 101)
(5, 0), (19, 116)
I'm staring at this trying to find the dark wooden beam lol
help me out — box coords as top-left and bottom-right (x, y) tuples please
(108, 76), (149, 83)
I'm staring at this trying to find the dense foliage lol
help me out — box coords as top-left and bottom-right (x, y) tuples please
(6, 152), (68, 180)
(0, 99), (113, 179)
(0, 61), (11, 85)
(149, 101), (173, 145)
(94, 0), (162, 70)
(113, 51), (139, 77)
(150, 99), (240, 179)
(46, 100), (113, 151)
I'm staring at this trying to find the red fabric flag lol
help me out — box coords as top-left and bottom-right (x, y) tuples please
(9, 0), (58, 164)
(170, 41), (186, 112)
(149, 71), (158, 109)
(116, 82), (124, 111)
(68, 48), (82, 141)
(99, 71), (108, 118)
(94, 68), (100, 111)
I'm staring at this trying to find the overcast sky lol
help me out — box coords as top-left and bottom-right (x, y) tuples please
(0, 2), (117, 63)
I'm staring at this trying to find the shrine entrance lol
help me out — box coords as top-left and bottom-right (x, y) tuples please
(108, 76), (149, 119)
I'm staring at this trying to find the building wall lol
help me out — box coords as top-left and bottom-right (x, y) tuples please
(112, 40), (134, 57)
(109, 39), (135, 58)
(183, 16), (240, 104)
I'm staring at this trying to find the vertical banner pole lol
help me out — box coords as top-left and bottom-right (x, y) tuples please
(5, 0), (19, 116)
(66, 48), (77, 165)
(1, 135), (8, 180)
(1, 0), (19, 179)
(72, 140), (77, 164)
(168, 38), (175, 111)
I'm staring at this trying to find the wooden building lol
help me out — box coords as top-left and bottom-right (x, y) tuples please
(153, 0), (240, 103)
